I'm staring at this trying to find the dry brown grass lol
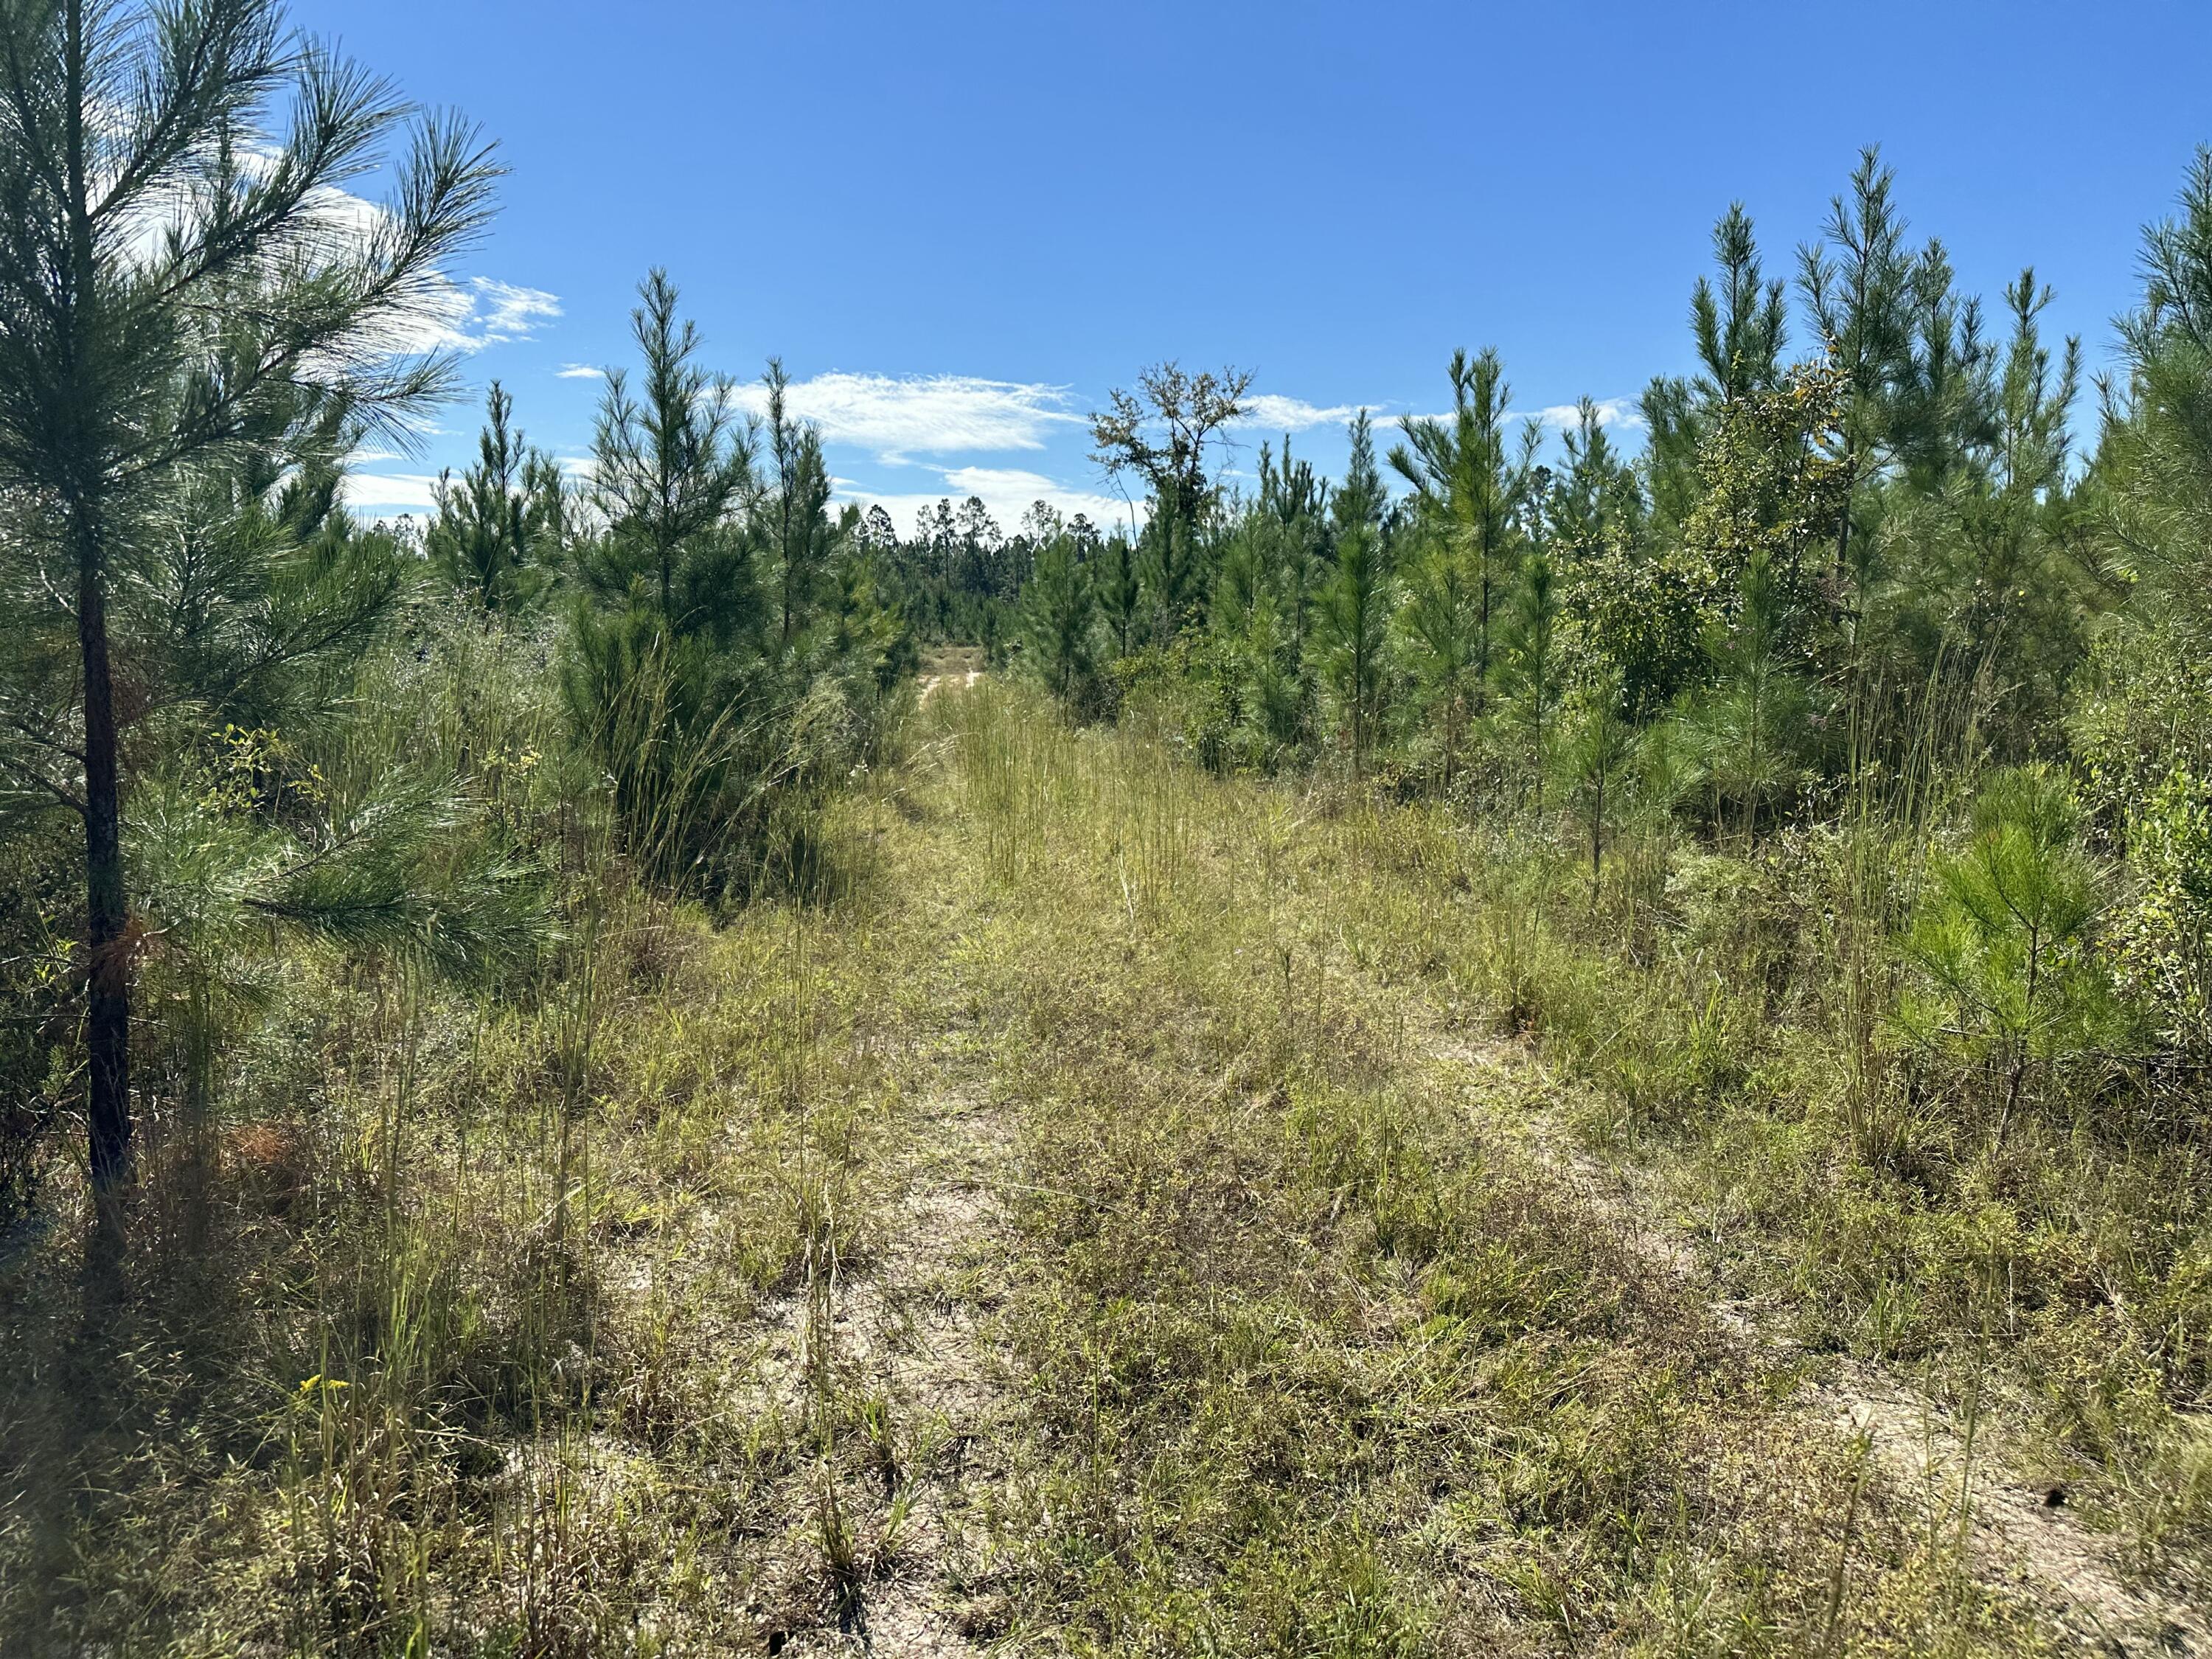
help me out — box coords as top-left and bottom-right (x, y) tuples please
(1, 681), (2199, 1654)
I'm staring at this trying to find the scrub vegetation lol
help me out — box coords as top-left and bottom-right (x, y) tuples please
(3, 1), (2211, 1654)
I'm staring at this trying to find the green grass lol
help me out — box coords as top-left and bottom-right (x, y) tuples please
(5, 679), (2200, 1652)
(934, 684), (2058, 1656)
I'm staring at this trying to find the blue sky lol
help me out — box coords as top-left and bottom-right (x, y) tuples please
(288, 0), (2212, 534)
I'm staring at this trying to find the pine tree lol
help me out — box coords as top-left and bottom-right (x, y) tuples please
(1136, 502), (1208, 641)
(1318, 518), (1389, 776)
(0, 0), (497, 1189)
(1799, 146), (1913, 609)
(1497, 546), (1561, 807)
(1390, 349), (1518, 715)
(1888, 240), (1994, 493)
(1642, 204), (1789, 540)
(569, 271), (758, 885)
(1019, 531), (1095, 705)
(1550, 397), (1643, 557)
(584, 270), (754, 640)
(1559, 666), (1635, 894)
(1900, 766), (2126, 1145)
(1396, 521), (1483, 787)
(428, 382), (563, 611)
(1882, 271), (2084, 749)
(131, 395), (404, 731)
(1681, 550), (1817, 838)
(759, 358), (837, 654)
(1692, 204), (1788, 403)
(1095, 532), (1143, 661)
(1258, 433), (1331, 680)
(1332, 409), (1385, 538)
(2072, 147), (2212, 1055)
(1206, 438), (1327, 758)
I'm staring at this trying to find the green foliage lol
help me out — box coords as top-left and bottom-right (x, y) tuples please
(1691, 203), (1790, 403)
(1019, 529), (1099, 708)
(1394, 520), (1485, 785)
(2101, 763), (2212, 1054)
(1638, 202), (1790, 542)
(1389, 347), (1519, 709)
(580, 269), (756, 639)
(2067, 148), (2212, 1065)
(1496, 546), (1562, 801)
(759, 358), (840, 652)
(427, 382), (565, 611)
(1676, 551), (1822, 835)
(1095, 530), (1145, 661)
(136, 742), (546, 987)
(1550, 396), (1644, 557)
(1557, 665), (1638, 891)
(1866, 272), (2088, 751)
(9, 66), (2212, 1646)
(1316, 520), (1390, 774)
(0, 0), (501, 1183)
(1137, 501), (1210, 642)
(1088, 361), (1253, 532)
(1675, 358), (1849, 630)
(1566, 528), (1713, 720)
(562, 275), (905, 894)
(1204, 437), (1330, 765)
(1897, 766), (2129, 1138)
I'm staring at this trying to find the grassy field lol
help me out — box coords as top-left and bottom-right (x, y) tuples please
(3, 676), (2206, 1655)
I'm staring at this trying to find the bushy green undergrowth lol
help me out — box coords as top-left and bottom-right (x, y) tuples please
(10, 675), (2200, 1654)
(0, 596), (929, 1651)
(1134, 729), (2212, 1590)
(935, 684), (2065, 1656)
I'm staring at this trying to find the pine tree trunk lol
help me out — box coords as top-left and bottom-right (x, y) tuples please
(1590, 768), (1604, 894)
(77, 509), (133, 1191)
(63, 1), (129, 1192)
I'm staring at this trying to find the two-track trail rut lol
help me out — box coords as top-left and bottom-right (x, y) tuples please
(1425, 1032), (2208, 1658)
(704, 691), (2205, 1655)
(775, 887), (1020, 1658)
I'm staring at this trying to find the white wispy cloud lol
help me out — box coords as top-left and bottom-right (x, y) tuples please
(397, 276), (561, 354)
(556, 363), (606, 380)
(230, 167), (566, 358)
(464, 279), (562, 345)
(1509, 395), (1646, 433)
(1234, 393), (1367, 434)
(342, 470), (443, 515)
(291, 172), (557, 357)
(733, 372), (1083, 462)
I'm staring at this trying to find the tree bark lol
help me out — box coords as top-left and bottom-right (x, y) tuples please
(77, 507), (133, 1191)
(60, 0), (131, 1192)
(1590, 767), (1604, 894)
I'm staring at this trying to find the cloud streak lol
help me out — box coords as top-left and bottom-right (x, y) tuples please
(342, 470), (442, 515)
(732, 372), (1083, 462)
(398, 275), (563, 355)
(1510, 395), (1645, 433)
(1232, 393), (1366, 434)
